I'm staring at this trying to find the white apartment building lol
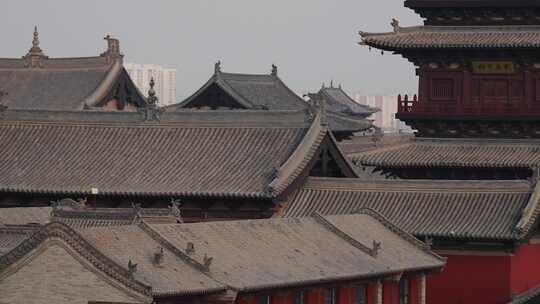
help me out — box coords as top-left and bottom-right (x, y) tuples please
(352, 94), (412, 133)
(124, 63), (177, 106)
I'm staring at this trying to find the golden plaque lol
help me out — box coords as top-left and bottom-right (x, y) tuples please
(472, 61), (515, 74)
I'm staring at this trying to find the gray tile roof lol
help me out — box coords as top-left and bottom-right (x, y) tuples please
(327, 113), (373, 133)
(219, 72), (309, 110)
(0, 222), (154, 300)
(318, 87), (378, 117)
(171, 68), (373, 134)
(0, 109), (337, 198)
(352, 138), (540, 169)
(281, 177), (536, 241)
(78, 224), (225, 297)
(0, 207), (52, 226)
(149, 213), (444, 292)
(0, 226), (38, 255)
(0, 203), (180, 228)
(0, 66), (111, 110)
(339, 134), (413, 155)
(175, 69), (309, 111)
(0, 38), (145, 110)
(0, 214), (444, 298)
(508, 283), (540, 304)
(359, 25), (540, 50)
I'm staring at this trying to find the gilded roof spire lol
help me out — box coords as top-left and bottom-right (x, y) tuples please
(271, 64), (278, 76)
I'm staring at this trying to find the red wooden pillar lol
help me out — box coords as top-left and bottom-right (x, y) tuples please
(461, 69), (471, 113)
(367, 281), (382, 304)
(524, 69), (533, 111)
(408, 276), (418, 304)
(418, 67), (429, 105)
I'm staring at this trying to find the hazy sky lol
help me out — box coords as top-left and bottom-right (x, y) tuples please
(3, 0), (422, 100)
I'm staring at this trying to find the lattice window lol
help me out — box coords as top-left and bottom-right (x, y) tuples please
(430, 79), (454, 101)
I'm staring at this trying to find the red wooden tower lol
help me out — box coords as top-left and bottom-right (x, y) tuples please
(361, 0), (540, 138)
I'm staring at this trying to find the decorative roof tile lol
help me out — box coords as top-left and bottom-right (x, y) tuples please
(281, 177), (533, 241)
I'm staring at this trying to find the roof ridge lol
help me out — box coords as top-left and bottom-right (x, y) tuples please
(267, 105), (326, 196)
(351, 142), (414, 163)
(312, 212), (378, 257)
(515, 180), (540, 237)
(0, 221), (152, 298)
(305, 177), (532, 192)
(356, 208), (447, 262)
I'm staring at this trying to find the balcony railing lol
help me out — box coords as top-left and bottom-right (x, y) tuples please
(397, 94), (540, 117)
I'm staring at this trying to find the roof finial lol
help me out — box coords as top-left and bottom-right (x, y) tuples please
(147, 78), (158, 106)
(139, 77), (163, 121)
(104, 35), (120, 55)
(27, 25), (45, 57)
(214, 61), (221, 74)
(330, 80), (334, 88)
(32, 26), (39, 49)
(321, 82), (325, 89)
(271, 64), (278, 76)
(339, 83), (342, 89)
(391, 18), (401, 33)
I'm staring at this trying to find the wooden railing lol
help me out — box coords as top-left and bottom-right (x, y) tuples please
(397, 94), (540, 116)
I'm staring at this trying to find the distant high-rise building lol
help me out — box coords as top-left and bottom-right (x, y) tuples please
(351, 94), (412, 133)
(124, 63), (177, 106)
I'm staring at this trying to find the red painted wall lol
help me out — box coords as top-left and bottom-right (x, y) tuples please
(427, 254), (511, 304)
(409, 276), (418, 304)
(510, 243), (540, 295)
(237, 277), (416, 304)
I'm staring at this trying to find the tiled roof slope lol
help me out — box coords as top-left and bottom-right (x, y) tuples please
(0, 109), (331, 198)
(281, 177), (535, 241)
(339, 134), (413, 155)
(150, 213), (445, 292)
(1, 214), (444, 299)
(319, 86), (378, 117)
(175, 68), (309, 111)
(0, 207), (52, 226)
(327, 112), (373, 133)
(218, 72), (309, 110)
(352, 138), (540, 169)
(171, 67), (373, 134)
(359, 25), (540, 50)
(0, 222), (153, 302)
(508, 283), (540, 304)
(78, 224), (225, 297)
(0, 203), (180, 228)
(0, 34), (145, 110)
(0, 226), (38, 255)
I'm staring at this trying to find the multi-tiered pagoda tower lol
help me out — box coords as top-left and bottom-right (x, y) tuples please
(361, 0), (540, 138)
